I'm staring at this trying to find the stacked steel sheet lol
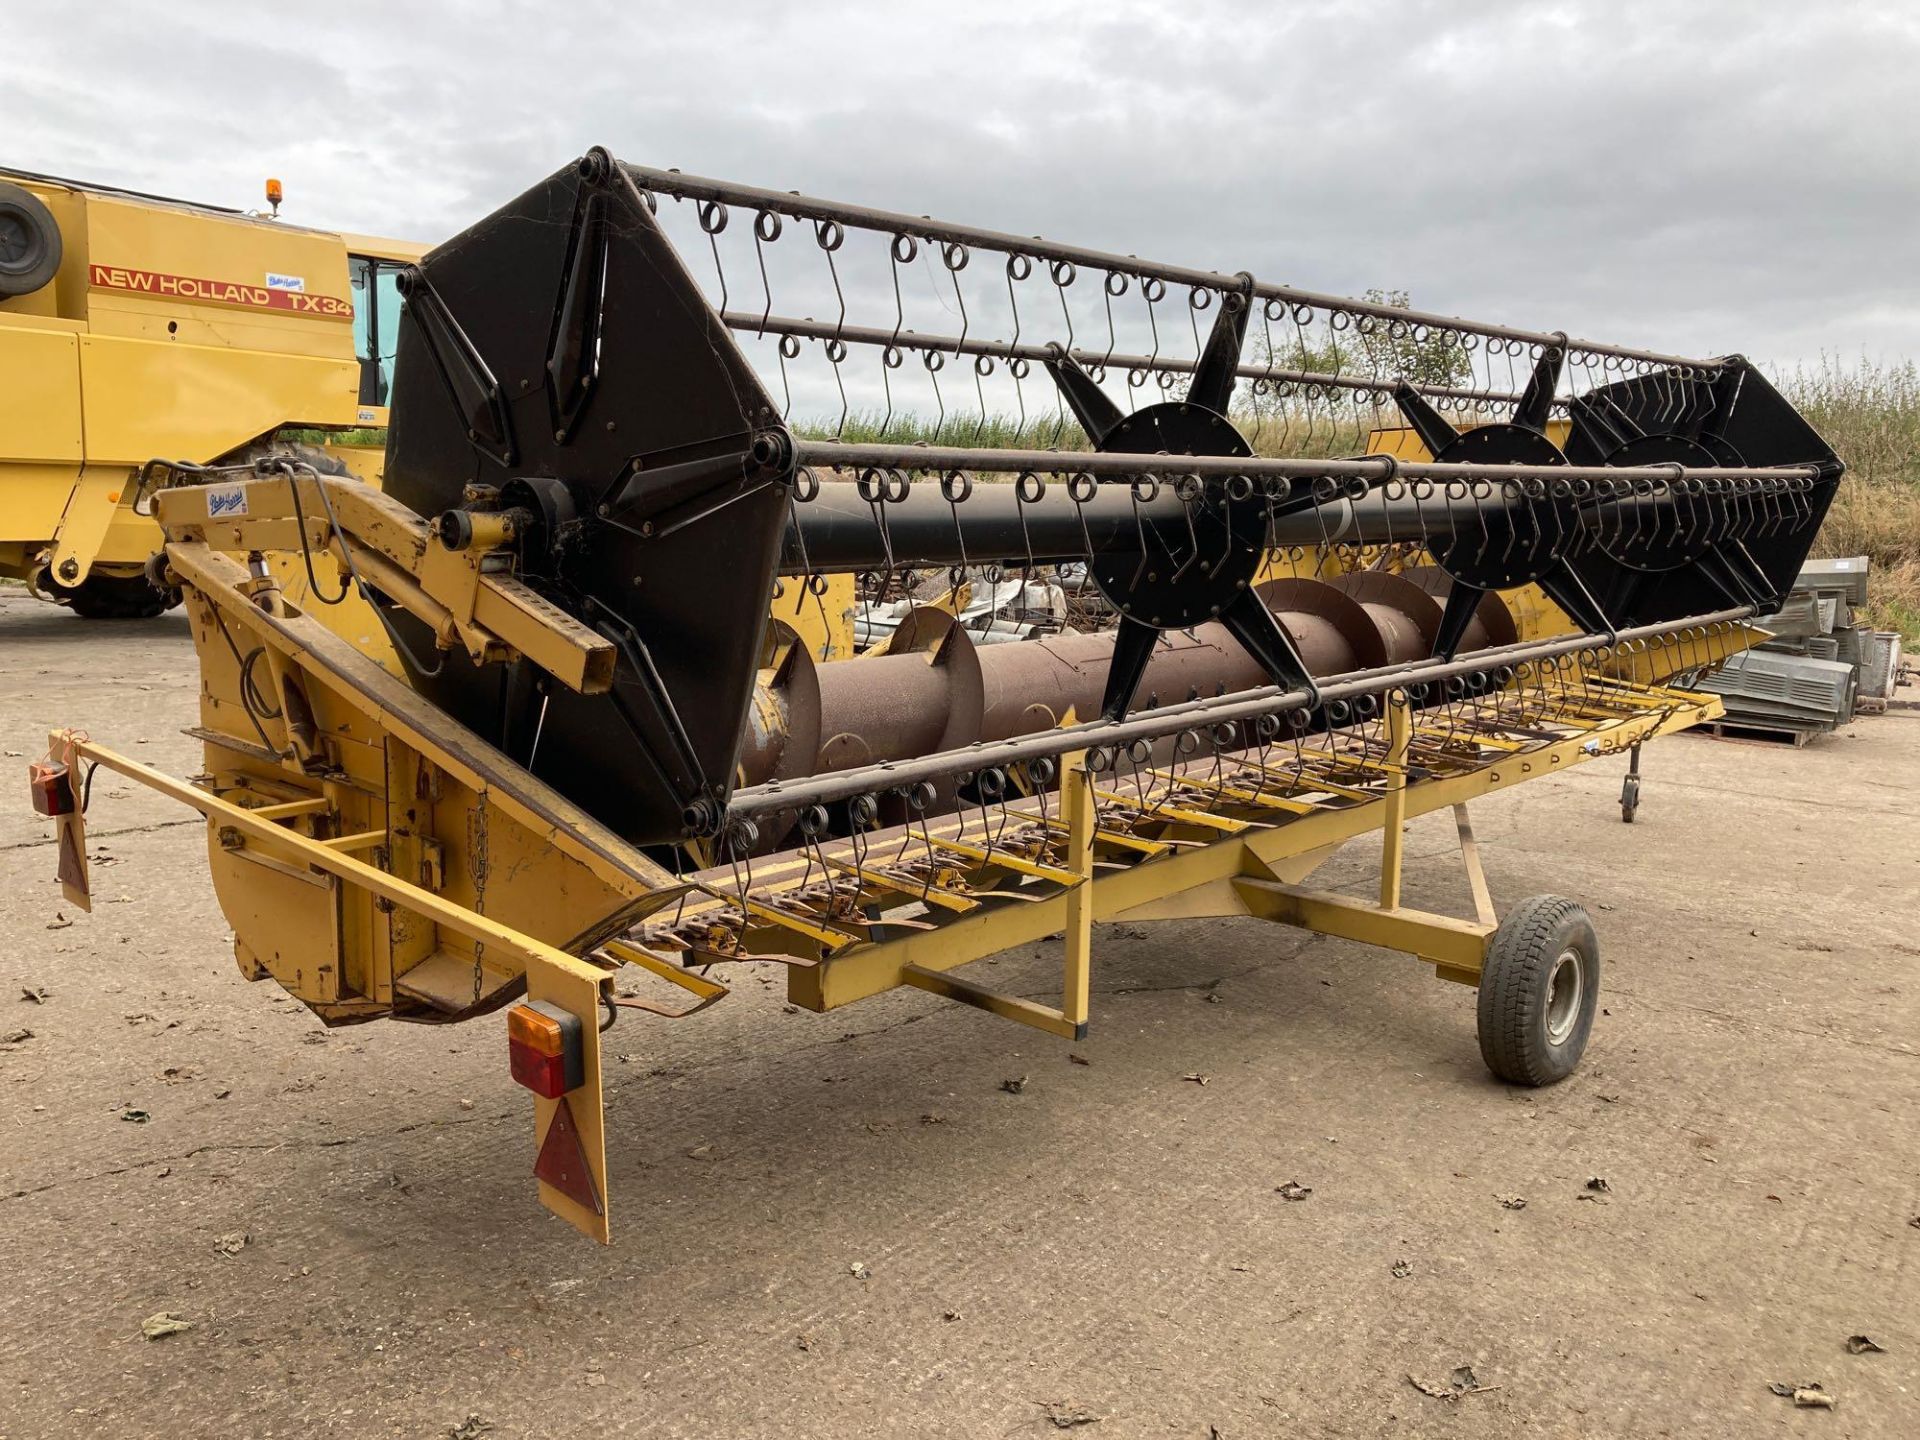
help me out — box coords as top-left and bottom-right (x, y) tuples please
(1703, 555), (1895, 736)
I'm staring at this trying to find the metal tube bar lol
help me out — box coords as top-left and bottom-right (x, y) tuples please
(60, 735), (604, 982)
(779, 483), (1450, 573)
(627, 162), (1723, 370)
(781, 480), (1187, 571)
(1379, 696), (1411, 909)
(791, 440), (1826, 488)
(719, 609), (1750, 818)
(723, 310), (1539, 410)
(779, 479), (1803, 575)
(1454, 804), (1497, 927)
(1061, 751), (1095, 1031)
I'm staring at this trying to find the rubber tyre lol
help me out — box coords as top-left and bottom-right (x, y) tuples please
(64, 571), (178, 620)
(60, 443), (348, 619)
(0, 182), (63, 298)
(1476, 894), (1600, 1086)
(230, 440), (353, 478)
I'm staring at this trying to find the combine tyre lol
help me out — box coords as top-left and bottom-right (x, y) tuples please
(49, 444), (347, 619)
(58, 571), (176, 620)
(0, 182), (63, 298)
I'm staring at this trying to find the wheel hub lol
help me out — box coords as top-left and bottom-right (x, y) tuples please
(0, 214), (29, 267)
(1544, 948), (1585, 1045)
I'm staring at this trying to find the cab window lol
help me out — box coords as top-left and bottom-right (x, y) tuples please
(348, 256), (408, 409)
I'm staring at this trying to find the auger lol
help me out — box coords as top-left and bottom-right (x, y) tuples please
(34, 148), (1842, 1239)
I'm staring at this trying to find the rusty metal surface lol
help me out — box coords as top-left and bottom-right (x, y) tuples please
(724, 609), (1752, 819)
(1328, 570), (1443, 662)
(738, 583), (1490, 802)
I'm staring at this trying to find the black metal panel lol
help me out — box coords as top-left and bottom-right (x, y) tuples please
(382, 150), (793, 843)
(1571, 362), (1841, 622)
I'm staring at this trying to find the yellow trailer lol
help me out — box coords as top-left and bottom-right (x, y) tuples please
(0, 168), (423, 614)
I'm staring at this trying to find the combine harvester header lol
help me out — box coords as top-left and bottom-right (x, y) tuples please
(35, 149), (1840, 1240)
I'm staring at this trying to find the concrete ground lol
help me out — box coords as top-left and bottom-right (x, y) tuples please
(1, 588), (1916, 1439)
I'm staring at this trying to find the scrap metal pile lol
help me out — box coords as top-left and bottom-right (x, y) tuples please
(1704, 556), (1906, 736)
(36, 148), (1845, 1238)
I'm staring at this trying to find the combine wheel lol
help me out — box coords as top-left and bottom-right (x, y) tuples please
(1476, 894), (1600, 1086)
(0, 182), (63, 298)
(60, 571), (179, 620)
(233, 440), (354, 479)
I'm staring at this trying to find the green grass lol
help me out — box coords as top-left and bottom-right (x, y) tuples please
(280, 427), (387, 448)
(805, 409), (1090, 452)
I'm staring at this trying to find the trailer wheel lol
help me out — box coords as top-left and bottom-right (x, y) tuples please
(1476, 894), (1599, 1086)
(1619, 773), (1640, 824)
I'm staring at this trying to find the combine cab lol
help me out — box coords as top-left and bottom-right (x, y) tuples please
(0, 167), (422, 614)
(35, 149), (1839, 1241)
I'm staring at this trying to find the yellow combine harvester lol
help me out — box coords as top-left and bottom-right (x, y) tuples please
(0, 168), (423, 615)
(34, 149), (1840, 1242)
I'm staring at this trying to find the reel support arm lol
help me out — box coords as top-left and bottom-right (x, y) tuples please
(155, 471), (618, 694)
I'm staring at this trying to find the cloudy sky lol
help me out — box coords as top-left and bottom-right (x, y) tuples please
(10, 0), (1917, 384)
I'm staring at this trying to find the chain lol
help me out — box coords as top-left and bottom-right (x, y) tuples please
(467, 801), (490, 1008)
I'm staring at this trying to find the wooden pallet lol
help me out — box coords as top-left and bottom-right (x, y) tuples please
(1698, 718), (1821, 748)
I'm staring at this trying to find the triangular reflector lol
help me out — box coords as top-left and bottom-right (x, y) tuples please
(534, 1094), (602, 1216)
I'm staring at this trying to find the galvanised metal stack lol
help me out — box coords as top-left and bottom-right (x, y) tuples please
(1859, 628), (1907, 714)
(1702, 556), (1905, 737)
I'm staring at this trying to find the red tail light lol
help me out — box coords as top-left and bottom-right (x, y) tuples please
(507, 1000), (584, 1098)
(29, 760), (75, 818)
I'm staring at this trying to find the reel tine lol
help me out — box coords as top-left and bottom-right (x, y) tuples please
(1688, 358), (1747, 443)
(1564, 392), (1631, 466)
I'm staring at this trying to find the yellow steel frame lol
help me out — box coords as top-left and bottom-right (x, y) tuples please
(45, 619), (1730, 1244)
(42, 457), (1748, 1243)
(760, 685), (1718, 1026)
(44, 730), (617, 1243)
(155, 472), (617, 692)
(896, 750), (1098, 1040)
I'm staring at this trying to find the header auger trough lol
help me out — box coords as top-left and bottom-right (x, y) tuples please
(35, 148), (1841, 1240)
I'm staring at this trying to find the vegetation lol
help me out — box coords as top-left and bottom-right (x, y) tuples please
(1780, 357), (1920, 639)
(280, 427), (386, 448)
(817, 409), (1092, 452)
(1248, 288), (1475, 391)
